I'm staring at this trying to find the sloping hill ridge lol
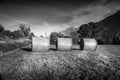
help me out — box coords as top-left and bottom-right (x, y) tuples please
(62, 26), (78, 36)
(62, 10), (120, 36)
(98, 10), (120, 32)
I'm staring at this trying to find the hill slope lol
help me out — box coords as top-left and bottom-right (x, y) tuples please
(98, 10), (120, 32)
(61, 26), (78, 36)
(62, 10), (120, 36)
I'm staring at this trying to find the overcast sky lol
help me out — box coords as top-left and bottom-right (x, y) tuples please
(0, 0), (120, 36)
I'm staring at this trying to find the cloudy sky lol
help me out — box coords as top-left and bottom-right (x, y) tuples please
(0, 0), (120, 36)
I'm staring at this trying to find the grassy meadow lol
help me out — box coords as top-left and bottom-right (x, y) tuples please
(0, 39), (30, 55)
(0, 45), (120, 80)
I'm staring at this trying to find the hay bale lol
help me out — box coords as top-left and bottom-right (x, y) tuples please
(80, 38), (97, 51)
(56, 38), (72, 51)
(32, 37), (50, 52)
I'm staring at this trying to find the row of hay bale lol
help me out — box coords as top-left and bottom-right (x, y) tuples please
(32, 37), (97, 52)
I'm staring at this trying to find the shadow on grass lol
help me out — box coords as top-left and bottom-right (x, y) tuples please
(0, 74), (3, 80)
(21, 47), (32, 52)
(21, 47), (57, 52)
(49, 48), (57, 51)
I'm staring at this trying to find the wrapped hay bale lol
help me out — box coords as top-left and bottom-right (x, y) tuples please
(80, 38), (97, 51)
(32, 37), (50, 52)
(56, 38), (72, 51)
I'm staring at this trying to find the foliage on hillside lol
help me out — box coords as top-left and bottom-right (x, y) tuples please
(77, 22), (120, 44)
(51, 22), (120, 45)
(77, 22), (106, 44)
(50, 32), (70, 45)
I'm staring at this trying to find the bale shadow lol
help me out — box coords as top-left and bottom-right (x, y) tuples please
(0, 74), (3, 80)
(49, 48), (57, 51)
(21, 46), (57, 52)
(21, 47), (32, 52)
(50, 45), (57, 51)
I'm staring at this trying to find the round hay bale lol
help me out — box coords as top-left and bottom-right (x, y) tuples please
(80, 38), (97, 51)
(32, 37), (50, 52)
(56, 38), (72, 51)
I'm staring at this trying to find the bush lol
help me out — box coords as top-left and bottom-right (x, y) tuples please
(50, 32), (64, 45)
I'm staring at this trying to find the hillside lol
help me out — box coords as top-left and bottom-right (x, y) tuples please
(98, 10), (120, 32)
(62, 10), (120, 36)
(61, 26), (78, 36)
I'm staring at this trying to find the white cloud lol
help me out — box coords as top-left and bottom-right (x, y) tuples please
(0, 13), (70, 36)
(30, 22), (69, 36)
(12, 20), (69, 36)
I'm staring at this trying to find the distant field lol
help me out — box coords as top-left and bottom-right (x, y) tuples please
(0, 39), (30, 54)
(0, 45), (120, 80)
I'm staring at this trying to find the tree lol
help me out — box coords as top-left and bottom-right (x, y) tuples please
(50, 32), (63, 45)
(0, 24), (5, 33)
(19, 24), (31, 37)
(70, 31), (81, 44)
(4, 30), (12, 38)
(29, 32), (35, 39)
(12, 30), (25, 39)
(0, 24), (35, 39)
(112, 31), (120, 44)
(77, 22), (106, 44)
(0, 24), (5, 40)
(78, 24), (89, 38)
(25, 27), (31, 36)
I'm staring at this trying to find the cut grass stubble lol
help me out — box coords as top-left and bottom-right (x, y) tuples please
(0, 45), (120, 80)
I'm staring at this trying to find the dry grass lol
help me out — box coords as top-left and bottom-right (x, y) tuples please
(0, 45), (120, 80)
(0, 40), (29, 54)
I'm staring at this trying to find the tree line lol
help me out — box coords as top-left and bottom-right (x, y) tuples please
(0, 22), (119, 44)
(0, 24), (34, 40)
(50, 22), (120, 45)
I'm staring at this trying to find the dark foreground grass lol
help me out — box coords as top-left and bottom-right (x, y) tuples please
(0, 45), (120, 80)
(0, 41), (28, 53)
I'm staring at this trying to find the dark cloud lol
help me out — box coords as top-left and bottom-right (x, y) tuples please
(93, 0), (120, 5)
(1, 0), (95, 3)
(44, 15), (73, 24)
(1, 0), (120, 9)
(2, 0), (119, 4)
(77, 10), (91, 17)
(0, 0), (106, 6)
(0, 0), (120, 36)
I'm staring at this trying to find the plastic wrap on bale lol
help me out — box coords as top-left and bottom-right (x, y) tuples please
(80, 38), (97, 51)
(32, 37), (50, 52)
(56, 38), (72, 51)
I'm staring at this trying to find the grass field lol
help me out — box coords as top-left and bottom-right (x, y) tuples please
(0, 45), (120, 80)
(0, 39), (30, 54)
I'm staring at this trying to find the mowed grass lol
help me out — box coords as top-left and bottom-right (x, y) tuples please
(0, 45), (120, 80)
(0, 39), (30, 55)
